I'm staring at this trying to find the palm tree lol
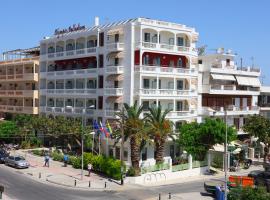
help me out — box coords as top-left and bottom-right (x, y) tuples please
(115, 102), (148, 176)
(145, 106), (173, 164)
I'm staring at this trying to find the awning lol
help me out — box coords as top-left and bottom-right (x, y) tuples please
(211, 74), (236, 81)
(107, 28), (124, 35)
(235, 76), (261, 87)
(106, 52), (124, 59)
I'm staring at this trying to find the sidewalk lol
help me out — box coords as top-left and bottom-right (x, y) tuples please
(14, 149), (121, 190)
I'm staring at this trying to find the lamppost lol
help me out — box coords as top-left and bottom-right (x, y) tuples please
(224, 107), (228, 200)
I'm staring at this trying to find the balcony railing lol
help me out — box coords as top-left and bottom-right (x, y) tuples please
(166, 110), (195, 118)
(104, 88), (123, 96)
(201, 106), (259, 116)
(138, 89), (195, 96)
(42, 68), (98, 78)
(105, 66), (124, 74)
(44, 89), (96, 95)
(134, 65), (196, 75)
(210, 84), (260, 93)
(138, 42), (196, 54)
(0, 105), (38, 114)
(211, 65), (260, 74)
(46, 47), (97, 59)
(0, 90), (38, 97)
(0, 73), (38, 81)
(43, 106), (97, 115)
(106, 43), (124, 51)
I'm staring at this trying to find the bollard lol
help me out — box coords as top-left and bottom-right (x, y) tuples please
(89, 181), (91, 188)
(0, 185), (4, 200)
(168, 193), (171, 199)
(39, 172), (41, 179)
(158, 193), (161, 200)
(74, 180), (77, 187)
(104, 181), (107, 188)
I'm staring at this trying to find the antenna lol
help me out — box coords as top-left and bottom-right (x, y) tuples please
(251, 56), (254, 68)
(260, 75), (266, 86)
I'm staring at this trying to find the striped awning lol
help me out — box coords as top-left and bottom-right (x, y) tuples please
(211, 74), (236, 81)
(235, 76), (261, 87)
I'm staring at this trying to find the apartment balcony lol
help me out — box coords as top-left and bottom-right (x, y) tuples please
(41, 106), (101, 116)
(40, 68), (98, 79)
(166, 109), (197, 119)
(104, 88), (123, 96)
(200, 106), (260, 116)
(106, 43), (124, 51)
(0, 90), (38, 98)
(205, 84), (260, 95)
(40, 89), (96, 96)
(210, 65), (260, 76)
(42, 47), (97, 61)
(136, 89), (196, 97)
(105, 109), (120, 118)
(105, 66), (124, 74)
(0, 105), (38, 114)
(0, 73), (38, 82)
(137, 42), (197, 55)
(134, 65), (197, 76)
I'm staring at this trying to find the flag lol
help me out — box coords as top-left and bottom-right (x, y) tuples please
(93, 120), (99, 130)
(106, 121), (112, 135)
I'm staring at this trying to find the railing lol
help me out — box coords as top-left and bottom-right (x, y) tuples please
(138, 89), (194, 96)
(0, 90), (37, 97)
(45, 89), (96, 95)
(104, 88), (123, 95)
(141, 163), (170, 174)
(166, 110), (194, 118)
(210, 84), (260, 92)
(192, 160), (207, 168)
(0, 56), (39, 65)
(172, 163), (189, 172)
(138, 42), (196, 53)
(44, 106), (97, 115)
(46, 47), (97, 59)
(0, 73), (38, 81)
(42, 68), (97, 77)
(105, 66), (124, 73)
(106, 42), (124, 50)
(211, 65), (260, 74)
(134, 65), (196, 75)
(0, 105), (38, 114)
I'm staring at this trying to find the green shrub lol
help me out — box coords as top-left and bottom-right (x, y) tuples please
(211, 155), (223, 169)
(126, 167), (136, 177)
(51, 151), (64, 161)
(21, 141), (31, 149)
(228, 186), (270, 200)
(71, 157), (81, 169)
(32, 149), (43, 156)
(29, 137), (42, 148)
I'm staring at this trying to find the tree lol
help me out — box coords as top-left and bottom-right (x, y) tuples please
(145, 106), (173, 164)
(228, 186), (270, 200)
(13, 114), (34, 141)
(178, 118), (237, 160)
(0, 121), (18, 142)
(243, 115), (270, 163)
(115, 102), (148, 176)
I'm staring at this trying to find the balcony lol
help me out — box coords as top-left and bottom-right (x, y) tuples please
(105, 109), (120, 118)
(42, 47), (97, 61)
(210, 65), (261, 76)
(0, 73), (38, 82)
(0, 105), (38, 114)
(200, 106), (260, 116)
(106, 43), (124, 51)
(104, 88), (123, 96)
(41, 106), (99, 116)
(41, 89), (96, 96)
(137, 42), (197, 55)
(40, 68), (98, 79)
(105, 66), (124, 74)
(0, 90), (38, 98)
(166, 109), (196, 119)
(134, 65), (197, 76)
(136, 89), (196, 97)
(207, 84), (260, 95)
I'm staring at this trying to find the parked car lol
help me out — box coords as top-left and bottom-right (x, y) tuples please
(204, 180), (226, 195)
(0, 149), (9, 164)
(5, 156), (29, 169)
(248, 170), (270, 192)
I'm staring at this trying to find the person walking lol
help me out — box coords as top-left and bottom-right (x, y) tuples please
(63, 154), (69, 167)
(44, 154), (50, 167)
(87, 163), (92, 177)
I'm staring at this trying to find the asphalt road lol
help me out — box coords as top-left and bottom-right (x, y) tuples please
(0, 164), (213, 200)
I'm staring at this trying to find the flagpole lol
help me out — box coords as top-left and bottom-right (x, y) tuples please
(98, 133), (101, 155)
(92, 131), (94, 154)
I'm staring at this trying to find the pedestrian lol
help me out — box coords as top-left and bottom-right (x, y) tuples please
(44, 154), (50, 167)
(63, 154), (69, 167)
(87, 163), (92, 177)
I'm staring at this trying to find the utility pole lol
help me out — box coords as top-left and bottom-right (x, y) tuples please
(120, 108), (125, 185)
(81, 116), (84, 180)
(224, 108), (228, 200)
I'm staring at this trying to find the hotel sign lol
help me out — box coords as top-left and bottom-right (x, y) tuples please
(54, 24), (86, 35)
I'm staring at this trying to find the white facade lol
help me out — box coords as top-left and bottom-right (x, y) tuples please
(198, 49), (261, 135)
(39, 18), (200, 166)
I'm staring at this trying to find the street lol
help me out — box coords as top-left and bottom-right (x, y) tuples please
(0, 164), (213, 200)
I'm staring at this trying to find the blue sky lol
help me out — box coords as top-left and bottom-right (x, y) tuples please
(1, 0), (269, 84)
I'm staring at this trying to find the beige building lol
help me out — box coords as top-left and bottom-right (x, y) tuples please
(0, 47), (40, 117)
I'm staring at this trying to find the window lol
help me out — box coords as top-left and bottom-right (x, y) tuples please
(198, 60), (203, 64)
(152, 34), (158, 43)
(178, 58), (183, 67)
(115, 34), (119, 42)
(142, 101), (149, 111)
(177, 37), (184, 46)
(153, 57), (161, 66)
(144, 33), (150, 42)
(226, 59), (230, 66)
(169, 60), (174, 67)
(99, 54), (103, 68)
(98, 96), (103, 109)
(142, 148), (147, 161)
(114, 58), (119, 66)
(176, 101), (183, 111)
(143, 55), (150, 65)
(66, 43), (74, 51)
(234, 118), (240, 130)
(169, 38), (174, 45)
(99, 32), (104, 46)
(98, 76), (103, 88)
(87, 80), (96, 89)
(114, 103), (119, 110)
(124, 150), (128, 161)
(87, 40), (95, 48)
(177, 80), (184, 90)
(143, 79), (150, 89)
(114, 81), (119, 88)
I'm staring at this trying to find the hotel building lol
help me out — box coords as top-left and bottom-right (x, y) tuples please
(198, 48), (261, 135)
(0, 47), (40, 117)
(39, 17), (199, 165)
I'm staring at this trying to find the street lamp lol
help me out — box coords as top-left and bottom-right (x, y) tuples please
(224, 107), (228, 200)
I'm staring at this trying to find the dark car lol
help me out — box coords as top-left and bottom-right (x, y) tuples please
(248, 171), (270, 192)
(4, 156), (29, 169)
(0, 149), (9, 164)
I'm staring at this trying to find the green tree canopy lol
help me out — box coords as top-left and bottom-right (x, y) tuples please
(243, 115), (270, 163)
(0, 121), (18, 140)
(178, 118), (237, 160)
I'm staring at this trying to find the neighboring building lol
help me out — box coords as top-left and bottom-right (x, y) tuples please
(0, 47), (40, 118)
(39, 17), (199, 166)
(259, 86), (270, 119)
(198, 48), (261, 136)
